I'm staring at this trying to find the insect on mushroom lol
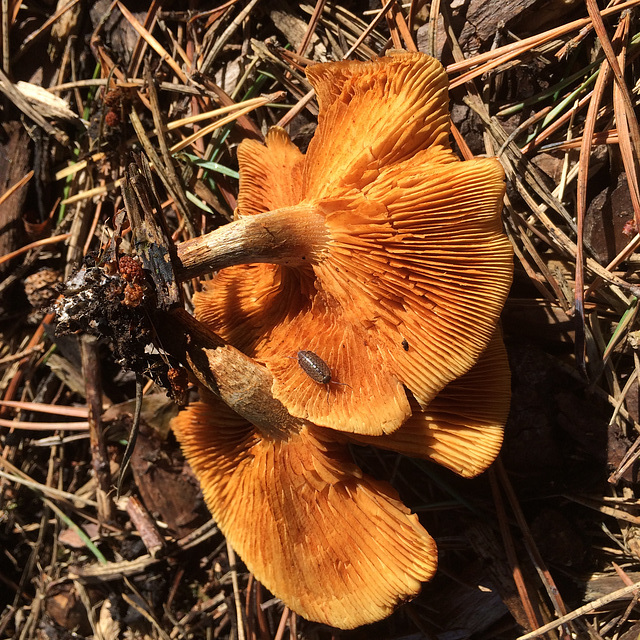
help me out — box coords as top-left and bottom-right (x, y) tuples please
(296, 350), (351, 391)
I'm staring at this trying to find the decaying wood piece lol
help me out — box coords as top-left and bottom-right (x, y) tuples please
(121, 157), (182, 311)
(0, 121), (30, 280)
(125, 496), (166, 558)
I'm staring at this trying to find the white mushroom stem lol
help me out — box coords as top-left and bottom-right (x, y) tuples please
(156, 309), (301, 441)
(199, 345), (299, 440)
(176, 206), (328, 279)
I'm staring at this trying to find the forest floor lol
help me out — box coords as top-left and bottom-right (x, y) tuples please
(2, 1), (640, 639)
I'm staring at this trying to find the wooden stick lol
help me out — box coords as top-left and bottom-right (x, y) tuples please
(517, 580), (640, 640)
(81, 334), (115, 523)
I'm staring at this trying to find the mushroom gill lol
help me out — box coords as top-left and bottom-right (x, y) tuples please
(346, 330), (510, 478)
(172, 395), (437, 629)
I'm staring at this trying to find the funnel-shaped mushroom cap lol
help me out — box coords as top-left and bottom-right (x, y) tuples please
(346, 330), (510, 478)
(195, 52), (512, 437)
(172, 398), (437, 629)
(195, 53), (512, 436)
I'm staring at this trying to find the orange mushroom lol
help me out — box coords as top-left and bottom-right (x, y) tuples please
(186, 51), (513, 436)
(171, 330), (508, 628)
(172, 51), (513, 628)
(172, 398), (437, 629)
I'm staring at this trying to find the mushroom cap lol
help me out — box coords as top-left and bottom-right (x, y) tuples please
(302, 52), (452, 199)
(171, 398), (437, 629)
(195, 52), (512, 437)
(346, 330), (510, 478)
